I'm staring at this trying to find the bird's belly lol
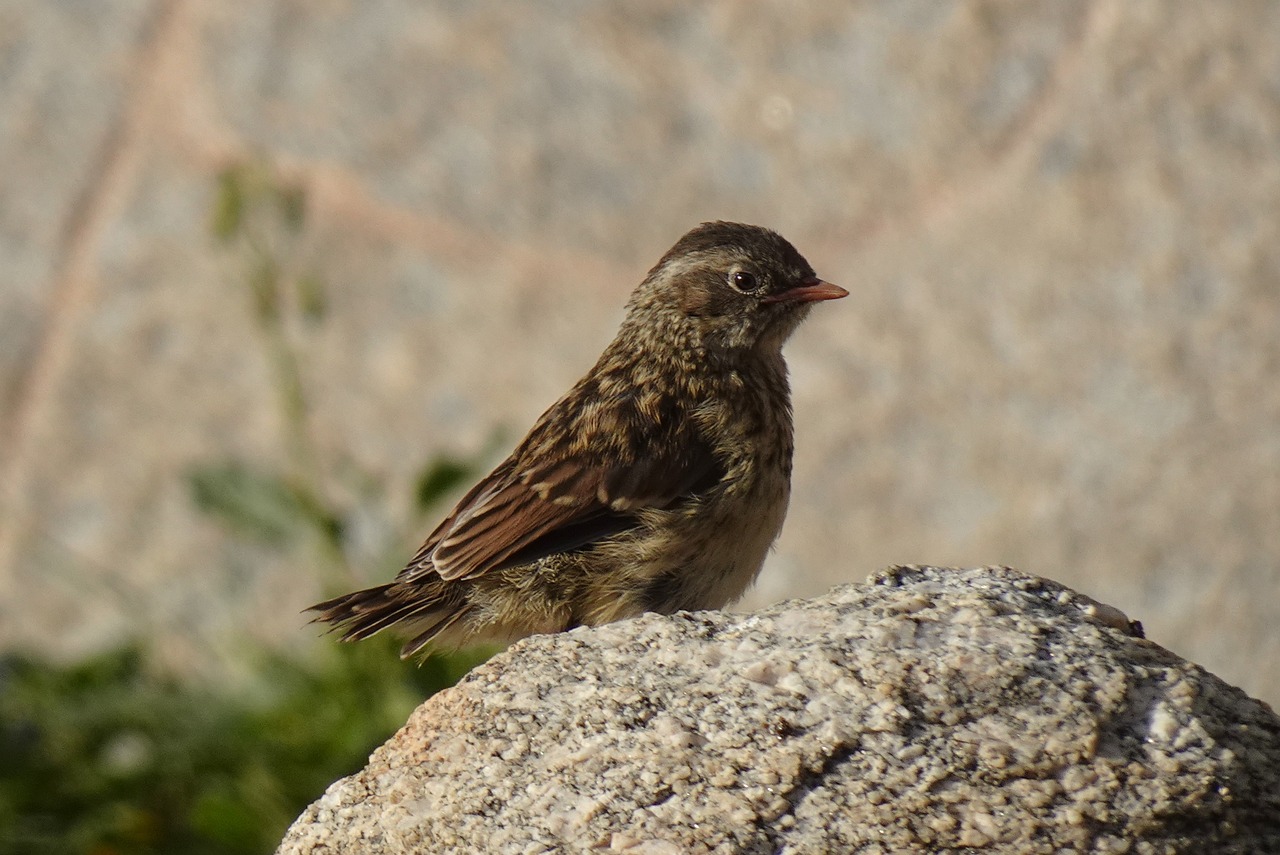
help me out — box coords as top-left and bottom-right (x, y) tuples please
(677, 491), (789, 610)
(579, 478), (791, 623)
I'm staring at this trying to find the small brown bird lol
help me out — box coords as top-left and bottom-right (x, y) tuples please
(311, 221), (846, 657)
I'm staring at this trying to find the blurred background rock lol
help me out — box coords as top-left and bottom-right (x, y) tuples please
(1, 1), (1277, 706)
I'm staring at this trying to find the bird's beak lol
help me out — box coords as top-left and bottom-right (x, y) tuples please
(761, 278), (849, 305)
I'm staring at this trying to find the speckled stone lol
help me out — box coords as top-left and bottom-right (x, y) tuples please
(276, 566), (1280, 854)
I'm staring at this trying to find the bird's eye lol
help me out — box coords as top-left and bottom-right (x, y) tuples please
(729, 270), (760, 293)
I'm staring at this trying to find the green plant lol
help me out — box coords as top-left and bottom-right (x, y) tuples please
(0, 639), (489, 855)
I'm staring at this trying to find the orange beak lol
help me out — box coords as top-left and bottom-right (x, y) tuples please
(761, 278), (849, 305)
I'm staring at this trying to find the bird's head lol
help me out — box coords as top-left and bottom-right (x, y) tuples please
(625, 222), (846, 356)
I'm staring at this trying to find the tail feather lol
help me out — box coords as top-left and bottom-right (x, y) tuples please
(308, 581), (470, 655)
(346, 592), (446, 640)
(400, 607), (472, 659)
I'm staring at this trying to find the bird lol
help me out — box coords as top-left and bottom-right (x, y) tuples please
(310, 221), (846, 658)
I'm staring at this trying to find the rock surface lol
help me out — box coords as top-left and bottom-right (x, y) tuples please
(276, 566), (1280, 854)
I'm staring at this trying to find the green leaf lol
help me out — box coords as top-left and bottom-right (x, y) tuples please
(188, 462), (317, 547)
(296, 272), (328, 323)
(277, 184), (307, 233)
(414, 457), (473, 514)
(249, 256), (282, 326)
(189, 783), (265, 851)
(211, 167), (247, 243)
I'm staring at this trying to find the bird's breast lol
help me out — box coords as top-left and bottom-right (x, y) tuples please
(572, 354), (797, 623)
(642, 458), (791, 615)
(629, 365), (795, 612)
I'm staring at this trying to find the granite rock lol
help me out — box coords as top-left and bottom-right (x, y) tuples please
(277, 566), (1280, 854)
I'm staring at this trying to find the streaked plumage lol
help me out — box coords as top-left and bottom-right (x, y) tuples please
(310, 221), (845, 657)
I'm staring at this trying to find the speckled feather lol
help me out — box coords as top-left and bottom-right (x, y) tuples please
(310, 222), (845, 657)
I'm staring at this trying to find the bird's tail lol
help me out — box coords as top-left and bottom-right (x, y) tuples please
(308, 581), (472, 659)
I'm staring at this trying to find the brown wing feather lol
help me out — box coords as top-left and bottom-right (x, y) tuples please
(432, 479), (591, 579)
(395, 457), (520, 581)
(400, 393), (724, 583)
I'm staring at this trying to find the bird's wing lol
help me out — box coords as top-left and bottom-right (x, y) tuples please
(399, 408), (723, 583)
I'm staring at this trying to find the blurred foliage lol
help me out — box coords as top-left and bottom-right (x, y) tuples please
(188, 462), (343, 550)
(0, 639), (490, 855)
(212, 162), (308, 247)
(0, 160), (497, 853)
(414, 456), (474, 515)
